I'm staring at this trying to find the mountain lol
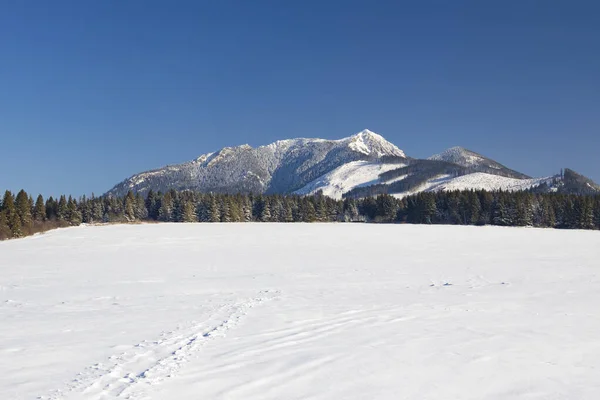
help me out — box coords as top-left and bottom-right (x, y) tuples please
(106, 130), (599, 199)
(106, 130), (406, 197)
(532, 168), (600, 195)
(428, 146), (530, 179)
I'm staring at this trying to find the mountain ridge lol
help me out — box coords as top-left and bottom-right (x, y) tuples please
(106, 130), (599, 199)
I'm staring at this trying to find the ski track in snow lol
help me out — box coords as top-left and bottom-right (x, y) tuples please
(41, 290), (279, 400)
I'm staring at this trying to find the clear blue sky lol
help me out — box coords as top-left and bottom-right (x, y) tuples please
(1, 1), (599, 197)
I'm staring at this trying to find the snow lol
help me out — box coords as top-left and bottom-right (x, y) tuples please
(431, 173), (552, 192)
(345, 129), (406, 158)
(2, 224), (600, 400)
(294, 160), (406, 199)
(391, 173), (552, 198)
(390, 174), (454, 199)
(429, 146), (486, 167)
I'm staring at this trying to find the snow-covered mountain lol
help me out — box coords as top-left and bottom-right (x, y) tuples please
(106, 130), (599, 199)
(106, 130), (406, 197)
(428, 146), (529, 179)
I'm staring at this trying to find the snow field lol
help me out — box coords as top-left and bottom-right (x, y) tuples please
(1, 224), (600, 399)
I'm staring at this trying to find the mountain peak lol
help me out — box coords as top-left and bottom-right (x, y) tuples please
(429, 146), (485, 166)
(345, 129), (406, 158)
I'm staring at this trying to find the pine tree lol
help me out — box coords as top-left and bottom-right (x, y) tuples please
(66, 196), (82, 225)
(260, 198), (272, 222)
(91, 198), (104, 222)
(492, 196), (511, 226)
(423, 193), (437, 224)
(376, 194), (397, 222)
(134, 193), (148, 220)
(343, 198), (359, 222)
(209, 195), (220, 222)
(315, 197), (327, 222)
(2, 191), (21, 237)
(576, 197), (594, 229)
(242, 197), (253, 222)
(0, 210), (10, 239)
(158, 192), (173, 222)
(57, 195), (67, 221)
(124, 191), (136, 221)
(15, 189), (33, 228)
(220, 198), (231, 222)
(8, 211), (22, 237)
(33, 194), (46, 222)
(283, 198), (294, 222)
(181, 200), (197, 222)
(145, 190), (160, 220)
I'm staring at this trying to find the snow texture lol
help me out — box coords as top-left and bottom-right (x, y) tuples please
(294, 160), (406, 199)
(2, 224), (600, 400)
(392, 173), (554, 198)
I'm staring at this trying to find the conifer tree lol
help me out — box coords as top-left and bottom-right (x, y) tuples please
(260, 198), (271, 222)
(283, 198), (294, 222)
(66, 196), (82, 225)
(145, 190), (160, 220)
(492, 196), (511, 226)
(124, 191), (136, 221)
(209, 195), (220, 222)
(33, 194), (46, 222)
(158, 191), (173, 222)
(577, 197), (594, 229)
(315, 196), (327, 222)
(0, 210), (10, 239)
(15, 189), (33, 228)
(2, 191), (21, 237)
(134, 193), (148, 220)
(91, 198), (104, 222)
(181, 199), (197, 222)
(242, 197), (253, 222)
(57, 195), (67, 221)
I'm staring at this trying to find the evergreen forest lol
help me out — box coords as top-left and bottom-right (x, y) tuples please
(1, 188), (600, 241)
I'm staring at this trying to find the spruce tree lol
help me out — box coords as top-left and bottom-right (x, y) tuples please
(315, 197), (327, 222)
(66, 196), (82, 225)
(124, 191), (136, 221)
(0, 210), (10, 239)
(57, 195), (67, 221)
(2, 191), (21, 237)
(145, 190), (160, 220)
(181, 200), (197, 222)
(158, 192), (173, 222)
(260, 198), (271, 222)
(45, 196), (58, 220)
(134, 193), (148, 220)
(209, 195), (220, 222)
(15, 189), (33, 228)
(33, 194), (46, 222)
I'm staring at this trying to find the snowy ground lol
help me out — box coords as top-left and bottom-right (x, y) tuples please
(1, 224), (600, 400)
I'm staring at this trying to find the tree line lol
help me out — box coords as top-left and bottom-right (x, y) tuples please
(1, 188), (600, 240)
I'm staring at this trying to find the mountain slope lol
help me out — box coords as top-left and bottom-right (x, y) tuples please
(106, 130), (406, 197)
(531, 168), (600, 195)
(428, 146), (530, 179)
(294, 160), (407, 199)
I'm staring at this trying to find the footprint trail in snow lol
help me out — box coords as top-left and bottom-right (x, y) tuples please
(42, 290), (279, 400)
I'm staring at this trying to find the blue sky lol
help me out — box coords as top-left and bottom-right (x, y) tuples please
(1, 1), (599, 197)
